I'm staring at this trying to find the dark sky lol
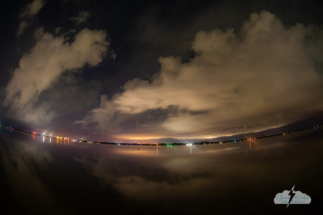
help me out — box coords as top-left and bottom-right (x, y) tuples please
(1, 0), (323, 142)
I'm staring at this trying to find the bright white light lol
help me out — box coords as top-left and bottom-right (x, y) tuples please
(186, 144), (189, 146)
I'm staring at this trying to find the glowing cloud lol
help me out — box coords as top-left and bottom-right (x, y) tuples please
(71, 11), (91, 24)
(17, 0), (45, 36)
(79, 11), (323, 139)
(5, 28), (110, 123)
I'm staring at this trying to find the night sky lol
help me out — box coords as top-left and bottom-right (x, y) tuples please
(1, 0), (323, 143)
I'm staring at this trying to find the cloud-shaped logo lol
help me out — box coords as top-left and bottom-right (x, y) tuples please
(274, 185), (311, 208)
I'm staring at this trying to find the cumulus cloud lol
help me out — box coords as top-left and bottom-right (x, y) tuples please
(4, 28), (110, 124)
(78, 11), (323, 140)
(71, 11), (91, 24)
(17, 0), (45, 36)
(75, 94), (175, 140)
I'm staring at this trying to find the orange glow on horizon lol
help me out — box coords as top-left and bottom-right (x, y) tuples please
(114, 133), (223, 141)
(115, 134), (164, 140)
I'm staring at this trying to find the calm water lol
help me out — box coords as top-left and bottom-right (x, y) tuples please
(0, 128), (322, 215)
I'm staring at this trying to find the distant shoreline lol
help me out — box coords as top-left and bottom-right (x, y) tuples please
(1, 124), (322, 146)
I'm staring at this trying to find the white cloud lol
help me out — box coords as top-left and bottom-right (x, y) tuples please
(78, 11), (323, 140)
(5, 28), (110, 124)
(17, 0), (45, 36)
(20, 0), (45, 18)
(71, 11), (91, 24)
(17, 20), (28, 37)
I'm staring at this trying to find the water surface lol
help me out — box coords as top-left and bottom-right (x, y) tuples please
(0, 128), (322, 214)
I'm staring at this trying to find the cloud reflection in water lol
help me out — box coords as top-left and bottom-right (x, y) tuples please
(0, 129), (323, 214)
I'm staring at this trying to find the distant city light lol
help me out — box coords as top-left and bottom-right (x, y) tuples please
(2, 123), (322, 147)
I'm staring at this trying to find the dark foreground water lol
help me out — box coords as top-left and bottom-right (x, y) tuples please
(0, 128), (323, 215)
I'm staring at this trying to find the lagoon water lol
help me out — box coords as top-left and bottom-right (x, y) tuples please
(0, 128), (322, 215)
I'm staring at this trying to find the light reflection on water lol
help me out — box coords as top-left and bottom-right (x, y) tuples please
(0, 129), (322, 215)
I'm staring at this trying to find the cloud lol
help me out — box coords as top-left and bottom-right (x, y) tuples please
(75, 94), (177, 140)
(17, 20), (29, 37)
(17, 0), (45, 36)
(20, 0), (45, 18)
(4, 28), (110, 124)
(78, 11), (323, 140)
(71, 11), (91, 24)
